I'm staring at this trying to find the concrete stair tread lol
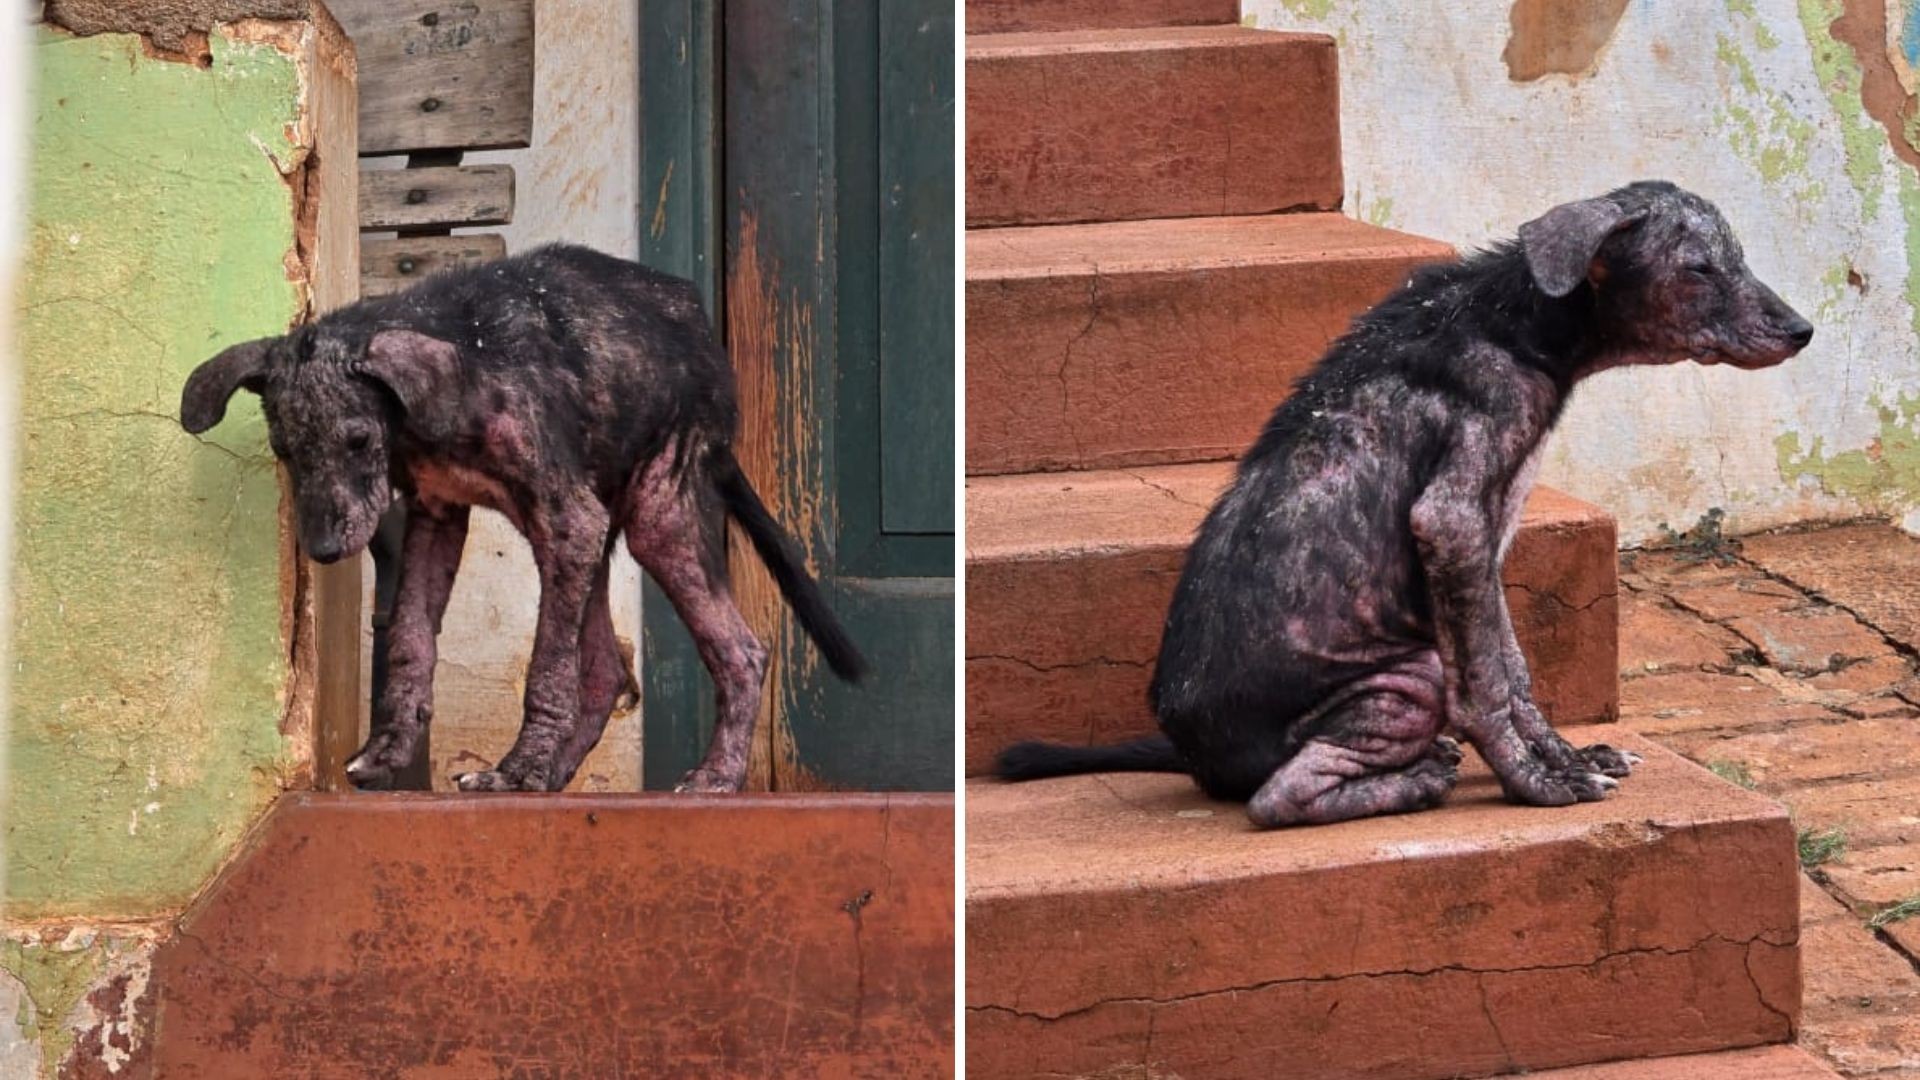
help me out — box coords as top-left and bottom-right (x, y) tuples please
(150, 793), (955, 1075)
(1528, 1046), (1841, 1078)
(967, 459), (1601, 560)
(967, 210), (1451, 280)
(966, 0), (1238, 35)
(966, 727), (1801, 1079)
(969, 22), (1333, 57)
(968, 728), (1774, 899)
(967, 24), (1341, 227)
(965, 215), (1453, 475)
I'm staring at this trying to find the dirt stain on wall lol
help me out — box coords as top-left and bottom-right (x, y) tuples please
(1503, 0), (1632, 81)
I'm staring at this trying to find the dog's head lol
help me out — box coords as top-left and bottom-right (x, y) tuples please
(1517, 180), (1813, 370)
(180, 326), (459, 563)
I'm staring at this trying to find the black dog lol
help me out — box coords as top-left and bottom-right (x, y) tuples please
(999, 181), (1812, 827)
(182, 243), (864, 793)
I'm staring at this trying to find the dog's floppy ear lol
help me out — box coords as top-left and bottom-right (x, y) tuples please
(355, 329), (461, 419)
(1517, 197), (1647, 298)
(181, 337), (276, 434)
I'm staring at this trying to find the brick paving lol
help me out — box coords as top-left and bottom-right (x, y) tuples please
(1618, 523), (1920, 1077)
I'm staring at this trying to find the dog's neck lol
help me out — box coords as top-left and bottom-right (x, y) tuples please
(1459, 244), (1628, 395)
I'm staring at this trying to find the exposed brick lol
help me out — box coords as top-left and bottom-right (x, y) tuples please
(1620, 590), (1750, 674)
(1663, 718), (1920, 793)
(1823, 843), (1920, 910)
(1742, 524), (1920, 651)
(1619, 670), (1835, 737)
(1727, 608), (1894, 675)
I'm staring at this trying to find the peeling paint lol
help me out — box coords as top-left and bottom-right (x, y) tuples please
(0, 929), (157, 1080)
(1503, 0), (1631, 82)
(1797, 0), (1886, 217)
(726, 211), (827, 791)
(1778, 391), (1920, 507)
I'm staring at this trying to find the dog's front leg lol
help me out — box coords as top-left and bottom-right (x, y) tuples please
(1495, 589), (1638, 778)
(1413, 443), (1611, 808)
(455, 493), (610, 792)
(346, 501), (470, 790)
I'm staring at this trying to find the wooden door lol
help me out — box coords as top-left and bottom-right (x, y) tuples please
(639, 0), (955, 791)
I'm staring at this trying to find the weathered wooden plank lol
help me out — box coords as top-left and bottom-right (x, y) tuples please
(359, 233), (506, 297)
(359, 164), (514, 230)
(639, 0), (723, 791)
(328, 0), (535, 155)
(878, 0), (956, 535)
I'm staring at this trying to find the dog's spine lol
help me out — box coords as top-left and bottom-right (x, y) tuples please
(996, 735), (1184, 781)
(711, 446), (869, 682)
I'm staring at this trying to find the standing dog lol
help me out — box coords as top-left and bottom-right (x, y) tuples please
(182, 244), (864, 793)
(998, 181), (1813, 827)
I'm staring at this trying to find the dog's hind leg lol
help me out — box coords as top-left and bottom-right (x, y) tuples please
(1246, 668), (1455, 828)
(623, 458), (768, 794)
(547, 554), (638, 791)
(346, 502), (469, 790)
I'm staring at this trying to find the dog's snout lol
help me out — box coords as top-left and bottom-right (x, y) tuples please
(306, 536), (343, 563)
(1783, 315), (1814, 349)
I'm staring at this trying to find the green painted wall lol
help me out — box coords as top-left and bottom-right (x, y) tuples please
(5, 26), (306, 919)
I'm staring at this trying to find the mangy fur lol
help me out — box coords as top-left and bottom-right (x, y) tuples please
(997, 181), (1814, 827)
(181, 243), (866, 793)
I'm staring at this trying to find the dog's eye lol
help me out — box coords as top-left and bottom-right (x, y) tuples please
(1686, 261), (1717, 277)
(346, 432), (372, 453)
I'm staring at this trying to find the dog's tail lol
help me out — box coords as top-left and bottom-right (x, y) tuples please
(711, 446), (868, 682)
(996, 735), (1184, 781)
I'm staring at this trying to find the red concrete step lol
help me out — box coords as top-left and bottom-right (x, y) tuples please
(1530, 1047), (1841, 1078)
(967, 26), (1342, 227)
(964, 463), (1619, 775)
(967, 0), (1239, 35)
(148, 793), (954, 1077)
(966, 213), (1453, 475)
(966, 727), (1801, 1080)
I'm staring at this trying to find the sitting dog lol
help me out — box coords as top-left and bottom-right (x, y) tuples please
(998, 181), (1812, 827)
(182, 243), (865, 793)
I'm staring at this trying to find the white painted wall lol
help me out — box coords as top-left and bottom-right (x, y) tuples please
(364, 0), (644, 789)
(1246, 0), (1920, 543)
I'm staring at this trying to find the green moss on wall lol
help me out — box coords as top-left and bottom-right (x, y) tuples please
(6, 27), (305, 918)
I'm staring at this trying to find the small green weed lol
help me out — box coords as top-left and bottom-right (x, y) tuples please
(1797, 827), (1847, 869)
(1708, 760), (1757, 789)
(1652, 508), (1741, 566)
(1869, 895), (1920, 930)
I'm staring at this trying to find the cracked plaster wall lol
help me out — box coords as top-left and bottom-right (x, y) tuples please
(4, 19), (324, 1077)
(1246, 0), (1920, 542)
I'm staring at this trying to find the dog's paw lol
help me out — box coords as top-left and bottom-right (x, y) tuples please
(1500, 764), (1614, 807)
(1576, 743), (1640, 779)
(673, 766), (746, 794)
(1427, 735), (1465, 768)
(452, 768), (545, 792)
(345, 730), (420, 790)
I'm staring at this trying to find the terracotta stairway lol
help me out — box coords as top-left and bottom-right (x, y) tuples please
(962, 4), (1832, 1077)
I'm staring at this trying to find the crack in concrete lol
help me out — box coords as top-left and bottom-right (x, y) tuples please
(1055, 267), (1103, 461)
(970, 930), (1797, 1024)
(968, 652), (1151, 674)
(1500, 580), (1617, 615)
